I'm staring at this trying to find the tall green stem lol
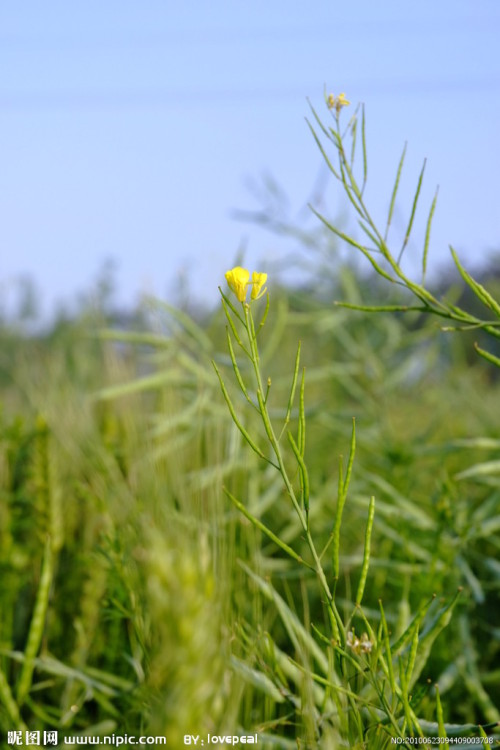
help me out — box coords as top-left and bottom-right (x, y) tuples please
(243, 303), (344, 643)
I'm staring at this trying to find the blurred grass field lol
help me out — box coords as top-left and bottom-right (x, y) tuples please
(0, 251), (499, 747)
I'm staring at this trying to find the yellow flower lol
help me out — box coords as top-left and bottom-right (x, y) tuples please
(225, 266), (250, 302)
(336, 92), (350, 110)
(327, 92), (350, 114)
(251, 271), (267, 300)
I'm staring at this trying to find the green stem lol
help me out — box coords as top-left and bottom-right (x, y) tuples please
(0, 667), (26, 730)
(244, 303), (344, 643)
(17, 537), (54, 706)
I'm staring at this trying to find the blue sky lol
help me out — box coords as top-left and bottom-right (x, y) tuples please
(1, 1), (499, 320)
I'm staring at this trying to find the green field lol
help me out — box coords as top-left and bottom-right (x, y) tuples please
(1, 99), (499, 748)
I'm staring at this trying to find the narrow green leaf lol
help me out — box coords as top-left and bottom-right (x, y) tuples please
(225, 327), (255, 408)
(287, 431), (310, 519)
(264, 376), (271, 405)
(222, 296), (248, 353)
(435, 683), (447, 738)
(298, 368), (306, 457)
(310, 207), (396, 283)
(386, 142), (407, 241)
(392, 602), (430, 661)
(343, 418), (356, 496)
(145, 295), (213, 352)
(409, 589), (462, 687)
(257, 291), (270, 333)
(398, 158), (426, 264)
(279, 341), (301, 438)
(97, 329), (171, 348)
(450, 247), (500, 318)
(358, 219), (384, 251)
(338, 156), (364, 216)
(335, 302), (424, 313)
(239, 562), (331, 674)
(350, 115), (357, 167)
(256, 387), (275, 447)
(398, 656), (415, 737)
(341, 148), (364, 204)
(418, 720), (499, 737)
(2, 651), (134, 695)
(422, 186), (439, 282)
(379, 600), (397, 698)
(356, 496), (375, 606)
(212, 361), (272, 465)
(96, 369), (184, 400)
(0, 667), (26, 730)
(405, 626), (420, 688)
(332, 456), (345, 588)
(361, 103), (368, 192)
(224, 487), (311, 568)
(307, 99), (333, 139)
(478, 725), (489, 740)
(17, 538), (54, 705)
(455, 459), (500, 481)
(230, 657), (285, 703)
(246, 303), (259, 353)
(305, 119), (340, 179)
(219, 286), (245, 324)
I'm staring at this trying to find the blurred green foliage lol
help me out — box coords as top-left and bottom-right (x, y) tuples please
(0, 251), (499, 748)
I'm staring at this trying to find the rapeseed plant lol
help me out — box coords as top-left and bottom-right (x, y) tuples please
(308, 92), (500, 370)
(214, 264), (470, 746)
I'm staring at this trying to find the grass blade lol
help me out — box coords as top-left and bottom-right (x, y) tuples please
(16, 538), (54, 706)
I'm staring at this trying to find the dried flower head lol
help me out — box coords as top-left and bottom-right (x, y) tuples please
(347, 629), (373, 655)
(327, 92), (350, 114)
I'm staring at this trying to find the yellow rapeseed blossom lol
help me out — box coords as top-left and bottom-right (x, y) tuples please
(225, 267), (267, 303)
(327, 92), (350, 114)
(251, 271), (267, 300)
(225, 266), (250, 302)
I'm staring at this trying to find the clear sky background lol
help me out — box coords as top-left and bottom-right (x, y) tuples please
(1, 1), (499, 321)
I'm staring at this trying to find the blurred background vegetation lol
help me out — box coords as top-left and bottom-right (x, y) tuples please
(1, 211), (499, 745)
